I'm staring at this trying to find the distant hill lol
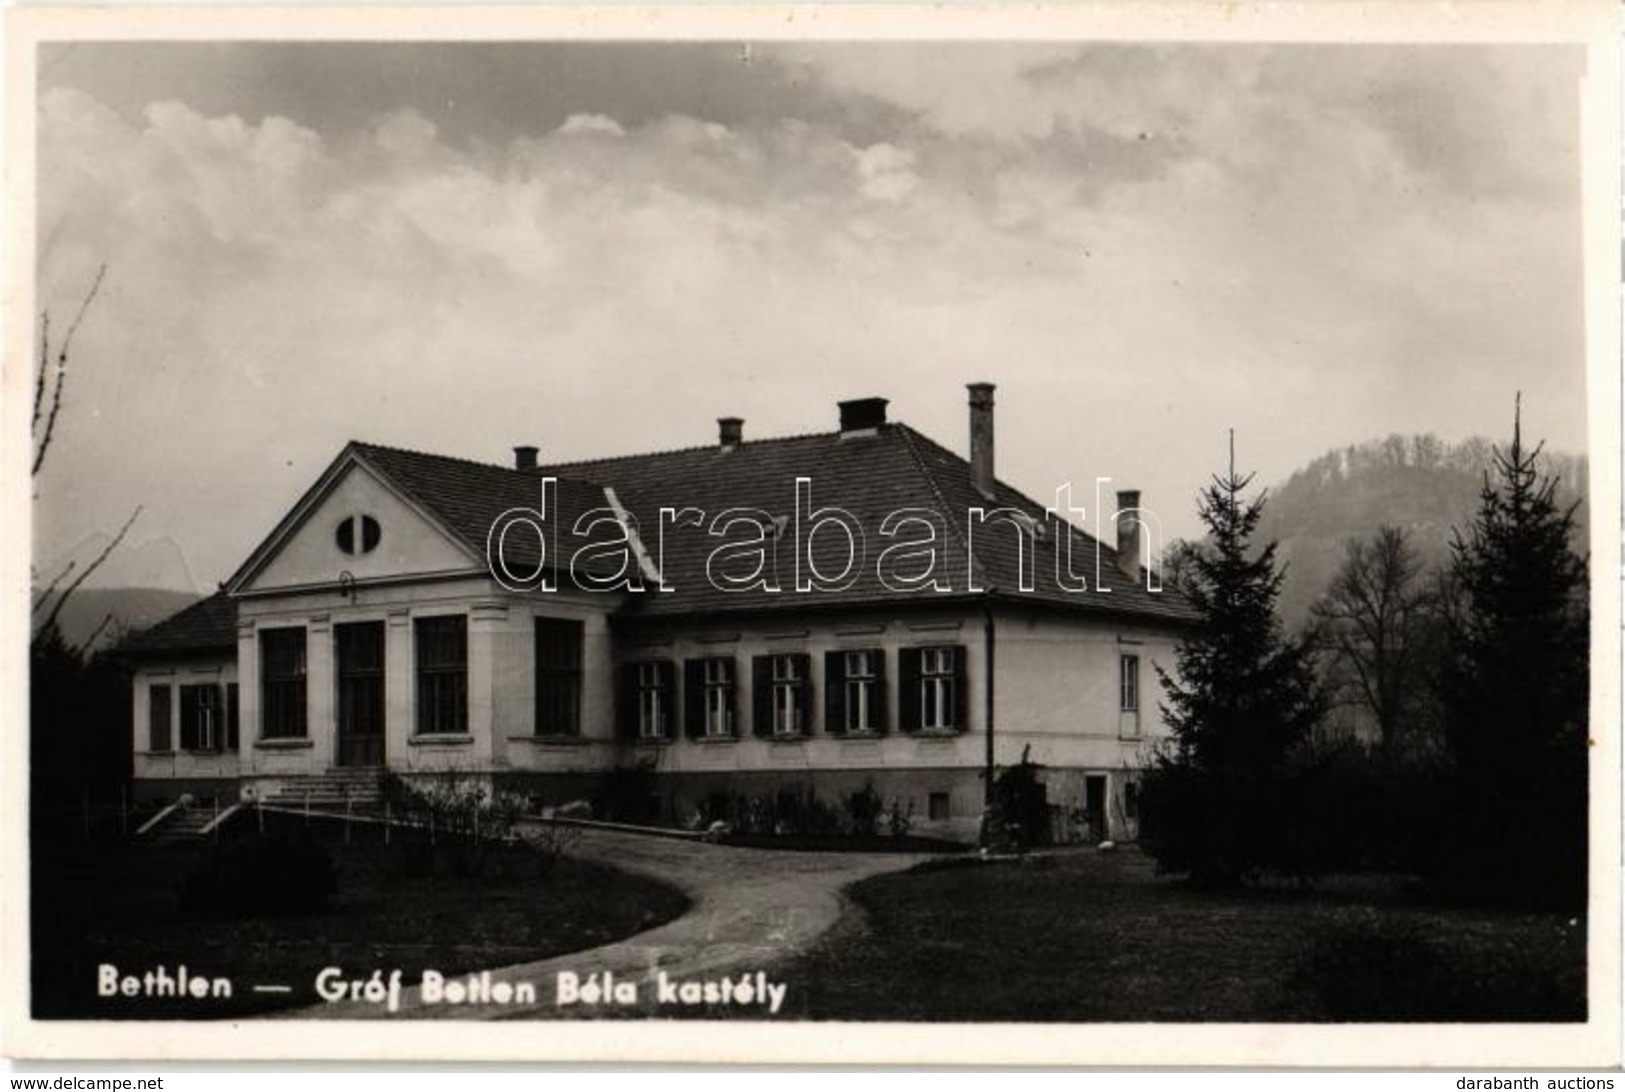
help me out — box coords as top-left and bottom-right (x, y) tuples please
(36, 534), (201, 595)
(33, 587), (202, 654)
(1251, 435), (1589, 634)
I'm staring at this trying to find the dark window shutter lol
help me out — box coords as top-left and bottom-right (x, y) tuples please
(657, 660), (676, 738)
(226, 684), (240, 750)
(873, 650), (889, 734)
(751, 655), (772, 738)
(724, 659), (738, 736)
(149, 685), (171, 751)
(179, 686), (199, 750)
(684, 659), (705, 739)
(824, 650), (847, 736)
(212, 684), (226, 752)
(951, 643), (969, 733)
(617, 662), (638, 740)
(899, 647), (922, 733)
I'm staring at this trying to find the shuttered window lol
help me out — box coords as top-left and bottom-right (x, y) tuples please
(899, 644), (968, 733)
(752, 654), (810, 737)
(682, 657), (737, 739)
(624, 660), (676, 740)
(179, 683), (223, 751)
(825, 648), (886, 734)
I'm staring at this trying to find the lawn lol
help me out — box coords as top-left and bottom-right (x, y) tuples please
(31, 820), (690, 1020)
(771, 849), (1586, 1022)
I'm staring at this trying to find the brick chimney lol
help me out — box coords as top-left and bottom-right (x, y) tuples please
(1116, 489), (1142, 580)
(718, 417), (744, 452)
(838, 397), (889, 436)
(967, 382), (996, 499)
(514, 445), (539, 471)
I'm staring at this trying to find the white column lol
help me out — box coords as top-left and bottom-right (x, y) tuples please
(386, 608), (413, 770)
(307, 615), (334, 771)
(467, 604), (503, 768)
(236, 619), (259, 774)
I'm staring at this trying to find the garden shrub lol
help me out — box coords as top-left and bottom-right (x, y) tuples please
(985, 749), (1050, 851)
(845, 782), (883, 838)
(1139, 759), (1279, 885)
(597, 762), (660, 824)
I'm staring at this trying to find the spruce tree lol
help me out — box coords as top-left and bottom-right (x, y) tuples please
(1142, 440), (1323, 883)
(1439, 398), (1588, 905)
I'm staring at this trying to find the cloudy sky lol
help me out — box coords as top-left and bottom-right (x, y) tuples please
(33, 40), (1587, 591)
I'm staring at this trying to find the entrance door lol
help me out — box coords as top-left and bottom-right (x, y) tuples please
(335, 621), (385, 767)
(1083, 775), (1108, 843)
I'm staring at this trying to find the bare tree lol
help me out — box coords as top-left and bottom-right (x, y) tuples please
(31, 265), (143, 654)
(1308, 525), (1437, 754)
(1157, 537), (1209, 600)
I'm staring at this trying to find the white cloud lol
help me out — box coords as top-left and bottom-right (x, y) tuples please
(32, 49), (1585, 587)
(558, 113), (625, 138)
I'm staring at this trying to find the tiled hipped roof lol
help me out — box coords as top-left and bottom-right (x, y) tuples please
(125, 418), (1195, 659)
(355, 424), (1196, 625)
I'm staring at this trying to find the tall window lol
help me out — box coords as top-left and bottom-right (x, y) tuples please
(900, 645), (966, 734)
(682, 657), (736, 739)
(261, 628), (307, 739)
(702, 658), (735, 737)
(825, 648), (886, 735)
(148, 684), (172, 751)
(535, 617), (583, 736)
(634, 660), (674, 740)
(920, 646), (957, 731)
(179, 684), (222, 751)
(752, 654), (810, 737)
(1119, 653), (1140, 712)
(771, 655), (806, 736)
(415, 615), (468, 735)
(844, 650), (880, 732)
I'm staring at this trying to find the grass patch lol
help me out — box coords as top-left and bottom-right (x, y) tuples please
(32, 821), (689, 1020)
(771, 849), (1585, 1022)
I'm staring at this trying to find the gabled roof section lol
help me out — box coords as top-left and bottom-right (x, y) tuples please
(226, 443), (481, 594)
(228, 441), (632, 595)
(119, 591), (236, 658)
(352, 444), (628, 582)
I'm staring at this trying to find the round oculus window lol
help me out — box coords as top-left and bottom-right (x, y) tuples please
(336, 515), (381, 555)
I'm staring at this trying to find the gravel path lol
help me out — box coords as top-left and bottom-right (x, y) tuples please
(289, 824), (930, 1020)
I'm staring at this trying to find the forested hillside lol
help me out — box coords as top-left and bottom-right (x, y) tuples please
(1253, 435), (1588, 632)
